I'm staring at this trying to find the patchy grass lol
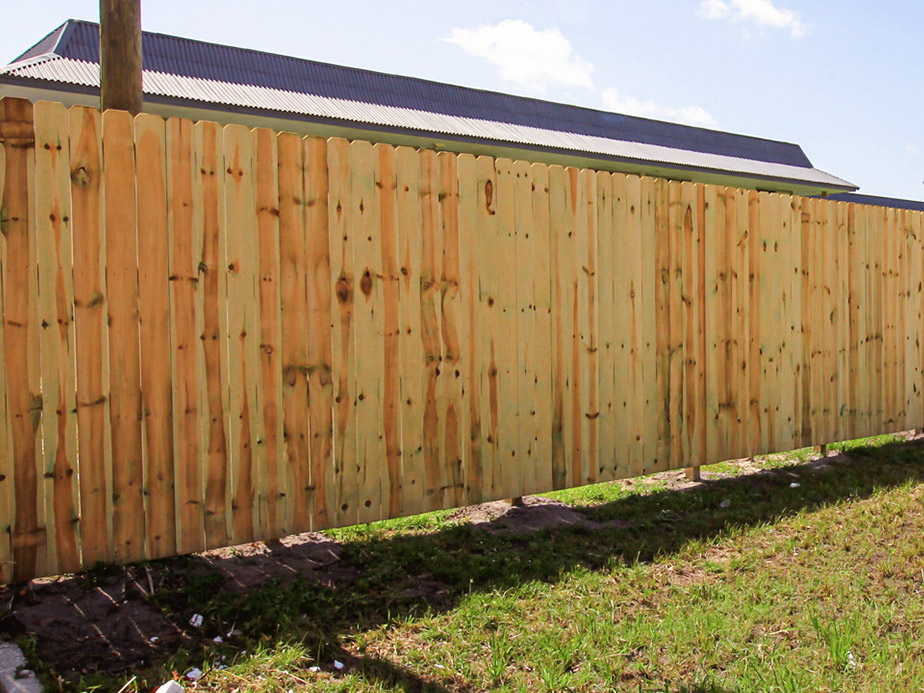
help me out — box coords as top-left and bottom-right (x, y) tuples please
(16, 432), (924, 692)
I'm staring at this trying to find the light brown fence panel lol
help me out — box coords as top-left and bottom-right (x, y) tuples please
(195, 120), (228, 552)
(34, 101), (81, 575)
(5, 97), (924, 583)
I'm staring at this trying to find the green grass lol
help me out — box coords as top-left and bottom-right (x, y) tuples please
(32, 432), (924, 691)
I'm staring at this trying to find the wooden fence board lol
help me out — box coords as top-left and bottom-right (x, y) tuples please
(419, 150), (445, 509)
(529, 163), (554, 493)
(304, 136), (333, 531)
(351, 139), (386, 524)
(0, 118), (11, 583)
(223, 124), (261, 544)
(8, 99), (924, 583)
(457, 154), (482, 502)
(327, 137), (358, 527)
(34, 101), (81, 574)
(103, 109), (145, 563)
(379, 145), (402, 517)
(166, 117), (203, 555)
(438, 152), (465, 507)
(255, 128), (285, 536)
(549, 164), (574, 489)
(69, 105), (112, 567)
(135, 113), (175, 559)
(277, 132), (311, 533)
(195, 120), (228, 551)
(396, 146), (426, 515)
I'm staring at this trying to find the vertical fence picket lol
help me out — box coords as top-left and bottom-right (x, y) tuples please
(103, 109), (145, 563)
(277, 132), (311, 533)
(396, 146), (425, 516)
(167, 117), (202, 555)
(255, 128), (285, 537)
(437, 152), (464, 507)
(135, 113), (176, 559)
(196, 120), (229, 551)
(34, 101), (80, 574)
(69, 105), (112, 568)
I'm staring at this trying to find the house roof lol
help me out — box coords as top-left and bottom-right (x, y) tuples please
(825, 192), (924, 213)
(1, 19), (857, 194)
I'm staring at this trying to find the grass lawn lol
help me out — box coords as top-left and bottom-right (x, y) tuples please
(23, 433), (924, 691)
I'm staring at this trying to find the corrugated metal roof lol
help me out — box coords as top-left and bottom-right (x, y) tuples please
(10, 20), (817, 165)
(825, 192), (924, 212)
(2, 19), (858, 191)
(1, 55), (855, 191)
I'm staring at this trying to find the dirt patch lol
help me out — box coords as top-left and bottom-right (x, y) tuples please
(0, 532), (358, 680)
(0, 566), (187, 679)
(448, 495), (633, 535)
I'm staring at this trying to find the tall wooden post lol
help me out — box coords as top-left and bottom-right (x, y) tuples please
(99, 0), (143, 114)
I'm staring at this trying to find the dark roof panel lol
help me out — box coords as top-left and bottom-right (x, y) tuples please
(24, 19), (815, 169)
(825, 192), (924, 212)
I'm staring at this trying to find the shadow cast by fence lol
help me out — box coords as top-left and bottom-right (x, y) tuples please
(3, 437), (923, 690)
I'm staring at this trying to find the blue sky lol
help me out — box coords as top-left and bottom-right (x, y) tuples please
(6, 1), (923, 200)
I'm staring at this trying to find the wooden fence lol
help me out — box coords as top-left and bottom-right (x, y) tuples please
(1, 96), (922, 583)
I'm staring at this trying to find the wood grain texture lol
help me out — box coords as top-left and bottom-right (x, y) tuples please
(69, 105), (112, 568)
(135, 113), (176, 559)
(305, 136), (333, 531)
(2, 98), (44, 581)
(34, 101), (80, 574)
(255, 128), (285, 536)
(8, 99), (924, 583)
(195, 120), (229, 551)
(103, 108), (145, 564)
(166, 117), (203, 555)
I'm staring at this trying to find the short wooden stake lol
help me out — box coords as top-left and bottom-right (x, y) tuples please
(507, 496), (525, 507)
(814, 444), (827, 456)
(685, 466), (701, 481)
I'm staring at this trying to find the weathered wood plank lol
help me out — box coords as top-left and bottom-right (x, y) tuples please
(621, 174), (646, 477)
(396, 146), (426, 515)
(167, 117), (203, 555)
(195, 120), (229, 550)
(379, 145), (402, 517)
(529, 162), (553, 493)
(638, 177), (658, 473)
(0, 117), (11, 583)
(595, 170), (620, 481)
(255, 128), (285, 536)
(135, 112), (175, 559)
(69, 105), (112, 568)
(667, 182), (685, 469)
(2, 99), (45, 580)
(305, 137), (333, 531)
(438, 152), (464, 506)
(327, 137), (358, 527)
(277, 132), (310, 533)
(549, 164), (574, 489)
(577, 170), (599, 481)
(703, 184), (722, 464)
(34, 101), (81, 573)
(457, 154), (482, 503)
(103, 108), (145, 564)
(419, 150), (445, 509)
(351, 139), (386, 524)
(223, 124), (261, 544)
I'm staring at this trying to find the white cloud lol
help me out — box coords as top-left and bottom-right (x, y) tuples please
(443, 19), (594, 93)
(697, 0), (808, 38)
(601, 88), (717, 128)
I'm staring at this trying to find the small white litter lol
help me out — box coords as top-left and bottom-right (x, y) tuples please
(720, 499), (731, 508)
(212, 636), (224, 644)
(309, 666), (321, 672)
(155, 682), (184, 693)
(185, 667), (203, 681)
(150, 636), (160, 643)
(789, 482), (800, 488)
(189, 614), (204, 628)
(227, 628), (243, 637)
(333, 660), (345, 670)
